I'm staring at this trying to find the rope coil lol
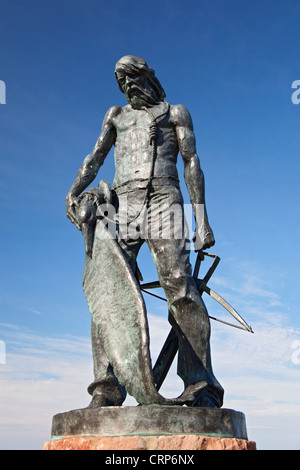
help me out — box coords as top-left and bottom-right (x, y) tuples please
(149, 121), (158, 145)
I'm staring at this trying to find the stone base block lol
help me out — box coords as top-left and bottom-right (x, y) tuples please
(43, 434), (256, 450)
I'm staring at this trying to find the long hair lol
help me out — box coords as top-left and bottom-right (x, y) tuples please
(115, 55), (166, 102)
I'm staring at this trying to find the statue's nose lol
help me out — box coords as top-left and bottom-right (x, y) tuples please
(125, 76), (132, 88)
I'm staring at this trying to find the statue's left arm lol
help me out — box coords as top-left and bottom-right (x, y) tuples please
(173, 104), (215, 251)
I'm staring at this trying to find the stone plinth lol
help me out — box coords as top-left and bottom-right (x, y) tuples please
(44, 434), (256, 450)
(44, 406), (256, 451)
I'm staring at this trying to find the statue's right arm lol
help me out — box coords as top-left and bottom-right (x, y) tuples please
(65, 106), (120, 228)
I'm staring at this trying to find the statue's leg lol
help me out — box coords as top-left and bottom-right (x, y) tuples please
(146, 186), (224, 407)
(148, 236), (223, 407)
(87, 319), (127, 407)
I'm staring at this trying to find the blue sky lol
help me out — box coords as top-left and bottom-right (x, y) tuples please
(1, 0), (300, 450)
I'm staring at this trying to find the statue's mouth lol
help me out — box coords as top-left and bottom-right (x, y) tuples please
(127, 86), (141, 97)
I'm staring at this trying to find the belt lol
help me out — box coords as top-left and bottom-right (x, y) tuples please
(113, 176), (180, 195)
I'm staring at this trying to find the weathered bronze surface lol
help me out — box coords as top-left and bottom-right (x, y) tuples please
(65, 55), (225, 408)
(51, 406), (248, 440)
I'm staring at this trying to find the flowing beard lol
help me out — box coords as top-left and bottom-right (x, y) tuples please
(125, 84), (161, 109)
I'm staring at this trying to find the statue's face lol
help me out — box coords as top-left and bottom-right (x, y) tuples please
(116, 69), (160, 109)
(116, 70), (145, 101)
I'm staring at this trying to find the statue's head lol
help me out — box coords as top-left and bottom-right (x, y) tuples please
(115, 55), (166, 109)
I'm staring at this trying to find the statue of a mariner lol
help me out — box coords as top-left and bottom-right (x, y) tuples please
(65, 55), (224, 409)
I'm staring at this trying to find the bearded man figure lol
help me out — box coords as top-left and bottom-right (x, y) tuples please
(65, 55), (224, 409)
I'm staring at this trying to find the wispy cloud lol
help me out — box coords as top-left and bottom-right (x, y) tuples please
(0, 293), (46, 318)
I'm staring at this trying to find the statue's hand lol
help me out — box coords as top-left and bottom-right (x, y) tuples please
(193, 223), (215, 252)
(65, 193), (81, 230)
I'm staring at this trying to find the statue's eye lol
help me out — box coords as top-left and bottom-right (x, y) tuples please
(127, 72), (138, 79)
(116, 73), (125, 83)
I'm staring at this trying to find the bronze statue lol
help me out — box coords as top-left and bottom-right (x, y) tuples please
(65, 55), (224, 408)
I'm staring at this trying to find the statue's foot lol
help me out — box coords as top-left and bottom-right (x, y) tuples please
(173, 381), (208, 405)
(191, 394), (219, 408)
(140, 381), (208, 406)
(188, 386), (221, 408)
(87, 393), (115, 408)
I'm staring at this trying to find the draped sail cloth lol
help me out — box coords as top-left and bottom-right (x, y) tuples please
(82, 217), (207, 405)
